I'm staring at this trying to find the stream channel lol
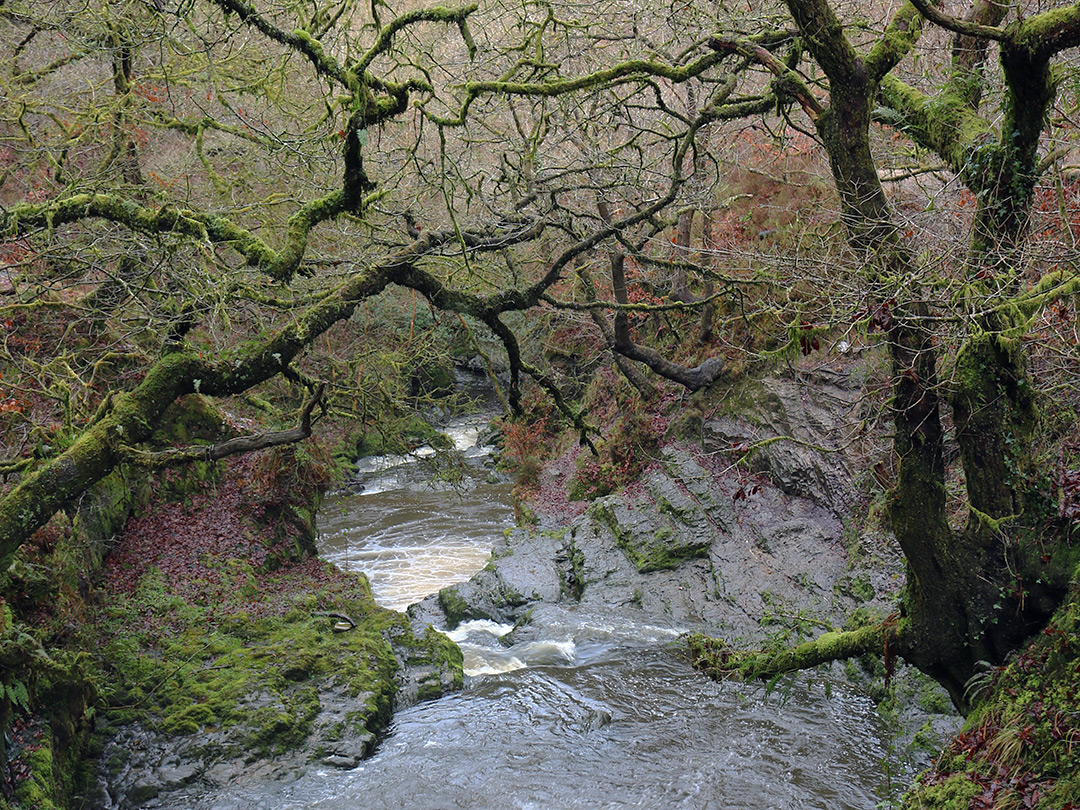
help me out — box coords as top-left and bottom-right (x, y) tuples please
(204, 389), (905, 809)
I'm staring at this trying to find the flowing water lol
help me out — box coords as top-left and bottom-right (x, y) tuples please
(199, 606), (899, 809)
(317, 410), (513, 611)
(306, 404), (905, 809)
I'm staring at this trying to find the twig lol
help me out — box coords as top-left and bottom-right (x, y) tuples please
(312, 611), (357, 628)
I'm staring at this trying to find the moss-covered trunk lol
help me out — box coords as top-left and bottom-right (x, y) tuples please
(782, 0), (1060, 709)
(0, 353), (197, 567)
(0, 251), (410, 565)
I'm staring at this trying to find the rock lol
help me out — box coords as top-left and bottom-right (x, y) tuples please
(701, 365), (884, 513)
(323, 754), (359, 769)
(408, 359), (456, 399)
(408, 528), (565, 633)
(93, 630), (449, 808)
(416, 437), (885, 643)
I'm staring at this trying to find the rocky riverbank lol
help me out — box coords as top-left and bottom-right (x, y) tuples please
(2, 362), (958, 810)
(408, 360), (960, 769)
(413, 364), (894, 637)
(1, 391), (463, 810)
(82, 449), (461, 809)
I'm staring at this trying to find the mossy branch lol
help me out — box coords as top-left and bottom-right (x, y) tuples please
(782, 0), (862, 84)
(0, 189), (371, 283)
(117, 383), (325, 469)
(210, 0), (361, 95)
(686, 620), (898, 682)
(863, 2), (925, 84)
(876, 75), (994, 175)
(727, 433), (844, 462)
(0, 458), (35, 477)
(11, 49), (88, 87)
(707, 36), (822, 123)
(0, 215), (548, 564)
(429, 50), (728, 127)
(353, 4), (479, 75)
(2, 193), (275, 269)
(967, 503), (1019, 534)
(907, 0), (1007, 41)
(1015, 4), (1080, 59)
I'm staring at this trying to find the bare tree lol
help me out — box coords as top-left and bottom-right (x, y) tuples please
(4, 0), (1080, 720)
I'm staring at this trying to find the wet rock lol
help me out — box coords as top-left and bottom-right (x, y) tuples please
(415, 439), (878, 643)
(93, 640), (447, 808)
(322, 754), (359, 769)
(457, 354), (509, 378)
(408, 528), (565, 633)
(701, 367), (882, 513)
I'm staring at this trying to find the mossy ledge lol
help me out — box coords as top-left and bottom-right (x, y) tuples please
(898, 562), (1080, 810)
(589, 500), (710, 574)
(1, 410), (462, 808)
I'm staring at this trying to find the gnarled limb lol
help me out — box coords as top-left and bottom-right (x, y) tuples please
(117, 384), (326, 469)
(908, 0), (1007, 42)
(686, 620), (899, 683)
(0, 214), (546, 566)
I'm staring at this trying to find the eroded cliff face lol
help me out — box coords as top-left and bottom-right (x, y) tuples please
(411, 363), (896, 642)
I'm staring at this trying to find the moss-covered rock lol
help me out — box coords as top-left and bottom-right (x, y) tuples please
(354, 415), (452, 459)
(901, 567), (1080, 809)
(438, 585), (476, 626)
(588, 500), (710, 573)
(92, 551), (461, 804)
(407, 358), (456, 399)
(9, 722), (61, 810)
(1, 406), (463, 809)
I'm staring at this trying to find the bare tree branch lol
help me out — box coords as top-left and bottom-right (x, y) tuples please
(117, 384), (326, 468)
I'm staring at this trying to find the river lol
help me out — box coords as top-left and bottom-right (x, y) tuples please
(306, 408), (905, 810)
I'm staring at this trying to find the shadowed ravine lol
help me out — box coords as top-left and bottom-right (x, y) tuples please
(238, 413), (903, 810)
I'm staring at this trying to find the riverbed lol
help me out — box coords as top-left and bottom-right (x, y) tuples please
(194, 609), (898, 809)
(306, 412), (905, 810)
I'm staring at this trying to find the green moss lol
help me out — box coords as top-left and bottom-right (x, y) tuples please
(437, 586), (473, 626)
(836, 574), (875, 602)
(415, 677), (445, 703)
(910, 719), (946, 757)
(620, 537), (710, 573)
(916, 680), (954, 715)
(244, 685), (322, 757)
(590, 501), (710, 573)
(688, 621), (890, 682)
(355, 415), (451, 458)
(90, 556), (462, 770)
(422, 626), (463, 689)
(902, 568), (1080, 808)
(69, 466), (145, 566)
(11, 725), (61, 810)
(903, 772), (981, 809)
(561, 535), (587, 600)
(152, 394), (225, 446)
(878, 76), (994, 175)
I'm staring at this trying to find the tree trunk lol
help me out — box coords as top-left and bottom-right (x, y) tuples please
(784, 0), (1056, 708)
